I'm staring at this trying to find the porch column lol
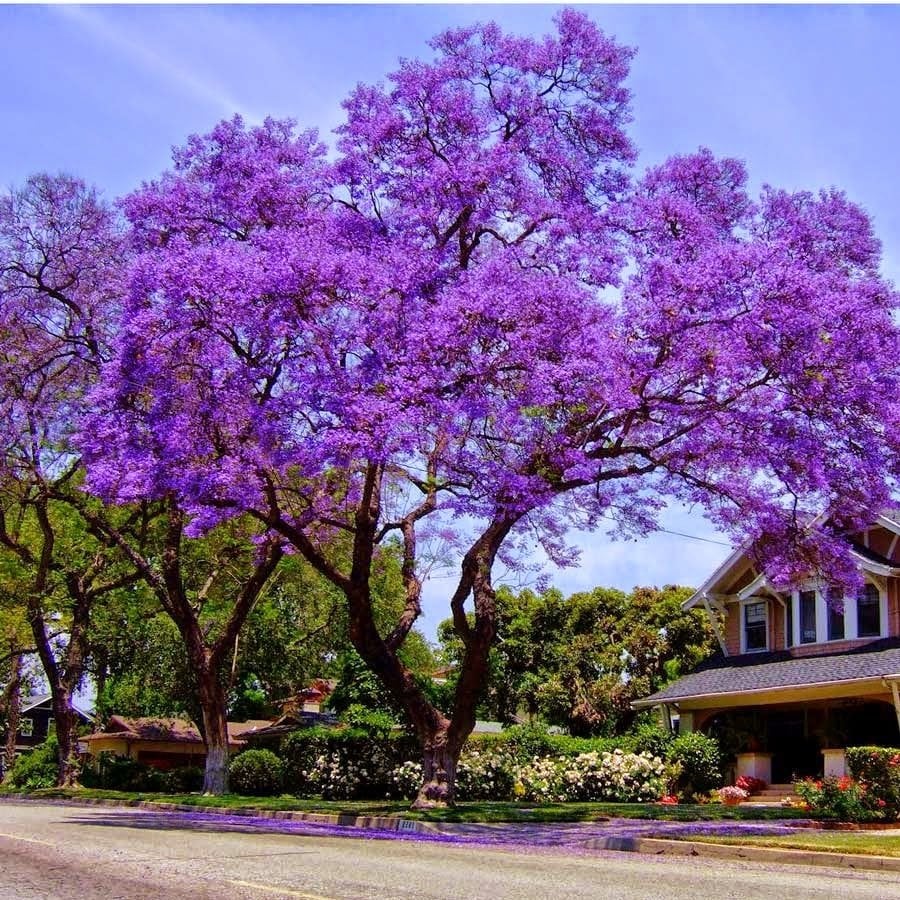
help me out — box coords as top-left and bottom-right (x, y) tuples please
(822, 748), (847, 778)
(736, 752), (773, 784)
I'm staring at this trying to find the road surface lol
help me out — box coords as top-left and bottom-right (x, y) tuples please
(1, 801), (899, 899)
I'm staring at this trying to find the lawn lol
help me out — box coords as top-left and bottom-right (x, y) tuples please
(3, 788), (810, 824)
(687, 831), (900, 858)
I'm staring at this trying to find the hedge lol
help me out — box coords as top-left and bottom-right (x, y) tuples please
(846, 746), (900, 818)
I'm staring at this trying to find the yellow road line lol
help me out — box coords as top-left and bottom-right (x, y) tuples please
(0, 831), (55, 846)
(226, 879), (336, 900)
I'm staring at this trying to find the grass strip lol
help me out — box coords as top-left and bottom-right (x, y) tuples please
(685, 832), (900, 858)
(2, 788), (810, 824)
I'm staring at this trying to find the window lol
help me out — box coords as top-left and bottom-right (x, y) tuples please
(19, 718), (33, 737)
(857, 583), (882, 637)
(743, 601), (768, 651)
(799, 590), (817, 644)
(827, 589), (845, 641)
(785, 594), (794, 648)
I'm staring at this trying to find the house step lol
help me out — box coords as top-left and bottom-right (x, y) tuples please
(747, 784), (802, 802)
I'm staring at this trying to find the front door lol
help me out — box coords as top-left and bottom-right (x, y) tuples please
(768, 710), (819, 782)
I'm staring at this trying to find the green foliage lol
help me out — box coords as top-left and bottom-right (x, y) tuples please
(280, 727), (418, 799)
(339, 705), (397, 739)
(229, 749), (285, 796)
(81, 752), (204, 792)
(795, 776), (875, 822)
(846, 746), (900, 819)
(668, 732), (723, 800)
(437, 584), (715, 736)
(4, 736), (59, 789)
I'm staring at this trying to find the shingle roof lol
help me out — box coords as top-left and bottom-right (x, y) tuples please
(636, 638), (900, 707)
(83, 716), (271, 745)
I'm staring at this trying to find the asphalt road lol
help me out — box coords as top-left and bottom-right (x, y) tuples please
(2, 801), (900, 900)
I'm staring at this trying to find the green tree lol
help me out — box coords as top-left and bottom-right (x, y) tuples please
(438, 583), (716, 736)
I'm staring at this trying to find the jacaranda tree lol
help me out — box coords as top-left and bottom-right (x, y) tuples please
(81, 11), (900, 805)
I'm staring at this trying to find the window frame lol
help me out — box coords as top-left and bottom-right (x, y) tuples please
(740, 598), (769, 654)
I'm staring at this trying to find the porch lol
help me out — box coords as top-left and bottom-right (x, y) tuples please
(685, 697), (899, 783)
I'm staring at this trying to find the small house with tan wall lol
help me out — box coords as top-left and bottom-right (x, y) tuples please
(635, 512), (900, 785)
(82, 716), (270, 769)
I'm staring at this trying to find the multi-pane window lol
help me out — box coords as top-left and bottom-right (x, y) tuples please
(857, 583), (882, 637)
(799, 590), (817, 644)
(827, 589), (845, 641)
(744, 601), (767, 651)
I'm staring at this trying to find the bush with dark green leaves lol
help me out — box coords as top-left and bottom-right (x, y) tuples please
(280, 727), (418, 799)
(668, 732), (722, 800)
(3, 736), (59, 789)
(229, 749), (284, 796)
(846, 746), (900, 819)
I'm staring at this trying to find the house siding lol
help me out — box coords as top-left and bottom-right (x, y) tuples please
(889, 577), (900, 637)
(725, 602), (741, 655)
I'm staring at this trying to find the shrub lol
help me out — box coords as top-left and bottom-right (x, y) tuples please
(3, 736), (59, 790)
(514, 750), (667, 803)
(795, 776), (877, 822)
(162, 765), (204, 793)
(229, 749), (284, 796)
(735, 775), (766, 794)
(456, 749), (517, 801)
(718, 785), (749, 806)
(81, 752), (190, 792)
(280, 727), (417, 799)
(667, 732), (722, 800)
(846, 746), (900, 819)
(339, 706), (397, 739)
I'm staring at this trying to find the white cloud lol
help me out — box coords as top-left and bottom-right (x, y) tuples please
(55, 6), (258, 123)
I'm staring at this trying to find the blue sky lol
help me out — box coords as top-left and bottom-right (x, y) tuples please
(4, 4), (899, 632)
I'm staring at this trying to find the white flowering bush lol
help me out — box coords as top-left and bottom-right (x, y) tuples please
(561, 750), (667, 802)
(456, 749), (517, 800)
(389, 750), (517, 801)
(281, 729), (415, 799)
(515, 750), (666, 803)
(390, 760), (424, 798)
(515, 756), (569, 803)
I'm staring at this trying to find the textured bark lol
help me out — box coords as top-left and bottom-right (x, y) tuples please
(4, 652), (22, 774)
(197, 670), (230, 795)
(51, 695), (80, 788)
(413, 738), (459, 809)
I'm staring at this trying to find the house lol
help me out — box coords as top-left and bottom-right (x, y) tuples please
(1, 694), (95, 758)
(82, 715), (271, 770)
(634, 512), (900, 784)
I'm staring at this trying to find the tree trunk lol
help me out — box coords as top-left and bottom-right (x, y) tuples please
(4, 652), (22, 776)
(51, 694), (80, 788)
(197, 670), (230, 795)
(412, 730), (460, 809)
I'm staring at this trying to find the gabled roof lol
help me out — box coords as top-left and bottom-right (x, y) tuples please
(20, 694), (95, 721)
(83, 716), (271, 746)
(683, 509), (900, 610)
(634, 638), (900, 707)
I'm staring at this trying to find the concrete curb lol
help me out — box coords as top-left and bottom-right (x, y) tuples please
(0, 794), (439, 834)
(586, 835), (900, 873)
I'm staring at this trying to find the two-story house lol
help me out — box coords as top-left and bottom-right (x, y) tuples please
(1, 694), (95, 767)
(634, 512), (900, 784)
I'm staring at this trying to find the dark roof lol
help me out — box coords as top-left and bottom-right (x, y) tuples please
(241, 712), (338, 740)
(21, 694), (95, 720)
(637, 638), (900, 706)
(83, 716), (271, 745)
(850, 541), (897, 569)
